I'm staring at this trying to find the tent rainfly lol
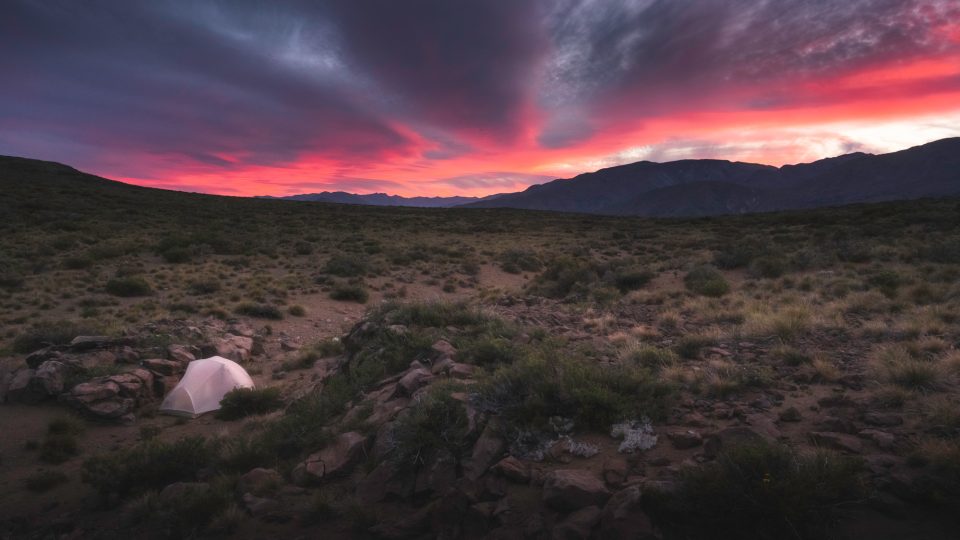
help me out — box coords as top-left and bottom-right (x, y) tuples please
(159, 356), (255, 417)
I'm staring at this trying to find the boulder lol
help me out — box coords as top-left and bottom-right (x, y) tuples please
(542, 470), (611, 512)
(431, 339), (456, 359)
(142, 358), (181, 376)
(25, 347), (65, 369)
(667, 430), (702, 449)
(599, 486), (658, 540)
(61, 370), (153, 419)
(449, 363), (477, 380)
(33, 360), (68, 396)
(809, 431), (863, 453)
(114, 346), (140, 364)
(167, 344), (196, 365)
(69, 336), (118, 351)
(5, 369), (44, 404)
(552, 505), (601, 540)
(292, 432), (368, 485)
(465, 421), (506, 481)
(207, 334), (254, 363)
(238, 468), (283, 496)
(398, 368), (434, 396)
(491, 456), (530, 484)
(431, 356), (455, 375)
(356, 462), (412, 503)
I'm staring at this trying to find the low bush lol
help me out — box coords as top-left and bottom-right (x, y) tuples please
(216, 387), (284, 420)
(749, 256), (787, 279)
(82, 436), (216, 498)
(385, 390), (470, 471)
(499, 249), (542, 274)
(645, 442), (864, 539)
(473, 346), (675, 433)
(12, 320), (104, 353)
(105, 276), (153, 297)
(684, 265), (730, 297)
(330, 283), (369, 303)
(235, 303), (284, 320)
(324, 254), (368, 277)
(614, 268), (654, 292)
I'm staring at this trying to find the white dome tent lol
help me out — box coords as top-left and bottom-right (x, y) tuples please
(159, 356), (255, 418)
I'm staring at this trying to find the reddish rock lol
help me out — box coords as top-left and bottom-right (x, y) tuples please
(667, 430), (703, 449)
(398, 367), (434, 396)
(491, 456), (530, 484)
(292, 432), (368, 485)
(542, 470), (611, 512)
(552, 505), (601, 540)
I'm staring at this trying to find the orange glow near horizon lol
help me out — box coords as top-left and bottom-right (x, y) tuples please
(112, 52), (960, 198)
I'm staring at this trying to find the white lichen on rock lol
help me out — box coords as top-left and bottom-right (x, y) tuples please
(610, 418), (657, 453)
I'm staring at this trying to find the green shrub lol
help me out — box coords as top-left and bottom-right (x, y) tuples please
(40, 433), (79, 464)
(499, 249), (542, 274)
(684, 265), (730, 297)
(675, 335), (715, 359)
(216, 387), (283, 420)
(324, 254), (368, 277)
(235, 303), (283, 319)
(330, 283), (369, 303)
(625, 345), (678, 370)
(161, 247), (192, 263)
(749, 256), (787, 279)
(459, 336), (521, 366)
(188, 279), (220, 295)
(386, 391), (469, 471)
(288, 304), (306, 316)
(12, 320), (104, 353)
(24, 470), (69, 492)
(529, 257), (596, 299)
(82, 436), (215, 497)
(645, 442), (864, 540)
(474, 347), (675, 433)
(614, 269), (654, 292)
(105, 276), (153, 297)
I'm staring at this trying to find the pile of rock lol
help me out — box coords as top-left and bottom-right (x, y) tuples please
(2, 323), (260, 421)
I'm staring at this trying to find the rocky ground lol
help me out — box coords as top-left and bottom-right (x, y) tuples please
(2, 167), (959, 538)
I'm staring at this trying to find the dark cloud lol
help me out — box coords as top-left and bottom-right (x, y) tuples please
(0, 0), (957, 191)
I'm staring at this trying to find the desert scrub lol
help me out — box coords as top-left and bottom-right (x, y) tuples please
(613, 268), (655, 292)
(869, 344), (948, 392)
(287, 304), (306, 316)
(105, 276), (153, 297)
(235, 302), (283, 319)
(499, 249), (542, 274)
(12, 320), (105, 353)
(329, 283), (369, 303)
(324, 254), (368, 277)
(620, 342), (678, 371)
(216, 387), (283, 420)
(645, 442), (864, 540)
(472, 345), (675, 433)
(684, 265), (730, 297)
(83, 436), (216, 498)
(385, 389), (470, 471)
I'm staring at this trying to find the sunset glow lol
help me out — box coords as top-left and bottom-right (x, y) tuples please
(2, 0), (959, 197)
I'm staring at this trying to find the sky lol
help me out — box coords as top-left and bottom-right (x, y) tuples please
(2, 0), (960, 197)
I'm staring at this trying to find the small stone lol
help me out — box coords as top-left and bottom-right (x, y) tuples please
(667, 430), (703, 449)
